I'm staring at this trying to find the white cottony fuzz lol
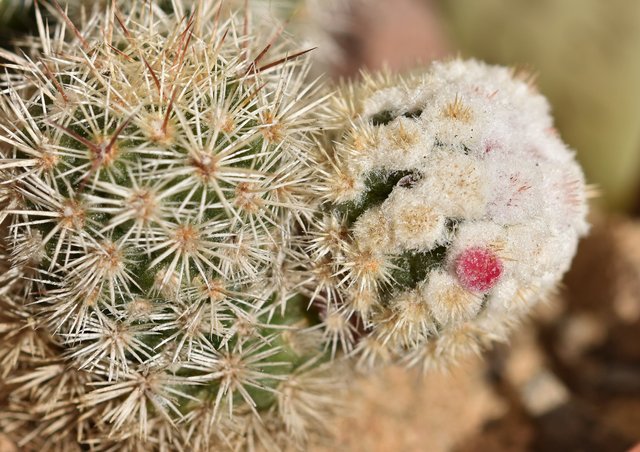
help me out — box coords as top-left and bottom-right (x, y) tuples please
(420, 269), (483, 327)
(382, 191), (447, 251)
(306, 58), (589, 372)
(417, 149), (488, 219)
(352, 206), (394, 252)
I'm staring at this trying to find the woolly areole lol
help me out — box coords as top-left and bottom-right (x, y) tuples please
(309, 59), (589, 370)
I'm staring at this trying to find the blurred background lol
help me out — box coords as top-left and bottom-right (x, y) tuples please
(1, 0), (639, 450)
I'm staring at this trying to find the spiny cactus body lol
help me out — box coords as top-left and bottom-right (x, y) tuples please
(308, 59), (590, 370)
(0, 1), (592, 448)
(0, 1), (342, 450)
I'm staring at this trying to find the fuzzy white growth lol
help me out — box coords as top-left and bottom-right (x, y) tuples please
(383, 190), (447, 251)
(307, 59), (590, 370)
(420, 269), (483, 326)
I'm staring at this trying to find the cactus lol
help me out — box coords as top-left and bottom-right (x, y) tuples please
(306, 59), (590, 371)
(438, 0), (640, 212)
(0, 0), (592, 448)
(0, 1), (345, 450)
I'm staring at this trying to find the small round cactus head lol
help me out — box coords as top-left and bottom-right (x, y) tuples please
(0, 1), (344, 449)
(308, 59), (590, 371)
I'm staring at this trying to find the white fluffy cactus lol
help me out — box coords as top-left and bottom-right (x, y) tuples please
(307, 59), (590, 371)
(0, 1), (344, 450)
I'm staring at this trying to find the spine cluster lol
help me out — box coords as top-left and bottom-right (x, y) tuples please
(306, 60), (590, 371)
(0, 1), (342, 450)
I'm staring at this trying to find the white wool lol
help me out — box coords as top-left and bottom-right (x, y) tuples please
(446, 222), (507, 257)
(416, 149), (488, 219)
(319, 59), (589, 368)
(340, 60), (587, 274)
(420, 269), (483, 327)
(381, 191), (447, 251)
(352, 206), (396, 252)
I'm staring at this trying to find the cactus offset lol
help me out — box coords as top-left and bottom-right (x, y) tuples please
(306, 59), (590, 371)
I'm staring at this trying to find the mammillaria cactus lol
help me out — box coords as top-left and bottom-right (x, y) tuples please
(0, 0), (592, 448)
(307, 59), (590, 371)
(0, 1), (344, 450)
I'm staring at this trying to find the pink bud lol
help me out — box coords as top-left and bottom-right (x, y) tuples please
(454, 247), (503, 292)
